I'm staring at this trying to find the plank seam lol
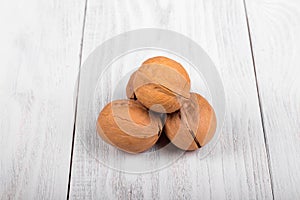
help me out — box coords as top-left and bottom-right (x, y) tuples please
(242, 0), (275, 199)
(66, 0), (89, 198)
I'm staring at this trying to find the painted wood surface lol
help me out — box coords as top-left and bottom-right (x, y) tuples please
(245, 0), (300, 199)
(69, 0), (273, 199)
(0, 0), (86, 198)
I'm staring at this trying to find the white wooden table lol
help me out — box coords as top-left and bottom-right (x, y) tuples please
(1, 0), (300, 199)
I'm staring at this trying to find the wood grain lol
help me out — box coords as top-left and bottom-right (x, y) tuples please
(0, 0), (86, 198)
(245, 0), (300, 198)
(69, 0), (273, 199)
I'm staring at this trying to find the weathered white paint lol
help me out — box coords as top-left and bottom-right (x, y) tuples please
(245, 0), (300, 199)
(69, 0), (273, 199)
(0, 0), (86, 198)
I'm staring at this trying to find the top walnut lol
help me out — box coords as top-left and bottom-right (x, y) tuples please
(126, 56), (191, 113)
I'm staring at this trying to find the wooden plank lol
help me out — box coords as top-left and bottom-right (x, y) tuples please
(244, 0), (300, 198)
(69, 0), (273, 199)
(0, 0), (86, 199)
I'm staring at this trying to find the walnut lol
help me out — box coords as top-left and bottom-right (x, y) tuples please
(97, 99), (163, 154)
(126, 56), (191, 113)
(97, 56), (218, 153)
(164, 93), (217, 150)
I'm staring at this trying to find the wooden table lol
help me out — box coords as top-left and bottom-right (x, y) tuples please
(1, 0), (299, 199)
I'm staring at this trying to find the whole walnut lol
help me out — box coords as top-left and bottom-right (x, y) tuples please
(126, 56), (191, 113)
(97, 99), (163, 154)
(164, 93), (217, 151)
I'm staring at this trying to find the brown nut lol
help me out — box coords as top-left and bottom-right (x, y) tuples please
(164, 93), (217, 151)
(126, 56), (191, 113)
(96, 99), (163, 154)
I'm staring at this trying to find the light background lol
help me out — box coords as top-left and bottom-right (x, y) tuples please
(0, 0), (299, 199)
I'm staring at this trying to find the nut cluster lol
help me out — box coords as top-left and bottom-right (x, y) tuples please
(97, 56), (216, 153)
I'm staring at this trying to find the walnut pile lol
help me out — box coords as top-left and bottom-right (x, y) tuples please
(97, 56), (216, 154)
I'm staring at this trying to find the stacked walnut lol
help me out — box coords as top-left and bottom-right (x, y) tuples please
(97, 56), (216, 154)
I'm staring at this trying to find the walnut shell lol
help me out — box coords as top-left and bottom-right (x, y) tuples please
(96, 99), (163, 154)
(126, 71), (137, 99)
(164, 93), (217, 151)
(126, 56), (191, 113)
